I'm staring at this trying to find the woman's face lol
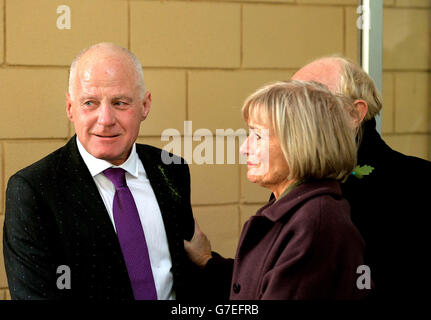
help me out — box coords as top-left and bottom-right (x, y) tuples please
(240, 114), (292, 196)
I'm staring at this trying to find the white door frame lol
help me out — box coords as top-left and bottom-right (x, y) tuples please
(359, 0), (383, 134)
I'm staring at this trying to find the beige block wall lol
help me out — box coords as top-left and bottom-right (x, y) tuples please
(188, 70), (293, 131)
(0, 0), (3, 65)
(0, 69), (69, 138)
(0, 0), (430, 299)
(382, 72), (395, 134)
(3, 141), (66, 185)
(382, 5), (431, 158)
(394, 72), (430, 133)
(7, 0), (128, 65)
(345, 6), (361, 64)
(395, 0), (431, 8)
(139, 70), (187, 136)
(193, 205), (240, 258)
(243, 5), (344, 68)
(130, 1), (241, 68)
(383, 8), (429, 70)
(382, 134), (430, 159)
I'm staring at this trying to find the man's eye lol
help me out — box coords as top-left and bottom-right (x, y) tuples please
(114, 101), (127, 107)
(83, 101), (93, 107)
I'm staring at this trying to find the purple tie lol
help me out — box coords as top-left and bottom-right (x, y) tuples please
(104, 167), (157, 300)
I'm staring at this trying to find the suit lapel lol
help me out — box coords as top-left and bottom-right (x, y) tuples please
(135, 144), (181, 242)
(55, 137), (122, 250)
(135, 144), (189, 295)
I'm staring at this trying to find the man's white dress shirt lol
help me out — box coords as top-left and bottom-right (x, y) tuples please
(76, 138), (175, 300)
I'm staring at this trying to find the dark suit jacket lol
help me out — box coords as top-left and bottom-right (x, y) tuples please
(341, 119), (431, 300)
(230, 180), (366, 300)
(3, 136), (199, 300)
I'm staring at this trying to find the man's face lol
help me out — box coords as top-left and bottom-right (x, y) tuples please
(66, 54), (150, 165)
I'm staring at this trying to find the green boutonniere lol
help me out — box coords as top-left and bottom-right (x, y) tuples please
(351, 165), (374, 179)
(158, 165), (181, 199)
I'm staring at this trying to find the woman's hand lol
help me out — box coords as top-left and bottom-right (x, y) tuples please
(184, 219), (212, 268)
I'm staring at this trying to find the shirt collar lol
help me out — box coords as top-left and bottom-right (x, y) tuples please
(76, 137), (139, 178)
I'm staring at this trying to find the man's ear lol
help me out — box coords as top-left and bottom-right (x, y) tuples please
(66, 92), (74, 122)
(353, 99), (368, 127)
(141, 91), (152, 120)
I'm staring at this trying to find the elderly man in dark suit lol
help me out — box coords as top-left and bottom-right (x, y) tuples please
(291, 56), (431, 299)
(3, 42), (198, 300)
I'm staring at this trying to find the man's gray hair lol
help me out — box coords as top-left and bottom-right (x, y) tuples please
(68, 42), (145, 100)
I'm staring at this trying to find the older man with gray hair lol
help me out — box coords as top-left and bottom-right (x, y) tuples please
(185, 56), (431, 301)
(293, 56), (431, 300)
(3, 43), (199, 300)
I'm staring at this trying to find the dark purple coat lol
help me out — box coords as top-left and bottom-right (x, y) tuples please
(230, 180), (368, 300)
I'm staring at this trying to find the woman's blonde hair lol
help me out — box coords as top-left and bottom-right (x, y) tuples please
(242, 80), (357, 182)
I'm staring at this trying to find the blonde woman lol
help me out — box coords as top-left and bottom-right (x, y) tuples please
(185, 80), (368, 300)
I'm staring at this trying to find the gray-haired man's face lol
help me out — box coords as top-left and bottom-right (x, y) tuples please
(66, 51), (151, 165)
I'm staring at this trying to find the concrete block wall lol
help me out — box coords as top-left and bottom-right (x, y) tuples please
(381, 2), (430, 159)
(0, 0), (429, 299)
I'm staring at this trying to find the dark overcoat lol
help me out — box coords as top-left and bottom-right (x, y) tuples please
(230, 180), (367, 300)
(3, 136), (201, 300)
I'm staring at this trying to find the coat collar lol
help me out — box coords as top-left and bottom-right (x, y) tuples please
(357, 118), (391, 165)
(258, 180), (342, 222)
